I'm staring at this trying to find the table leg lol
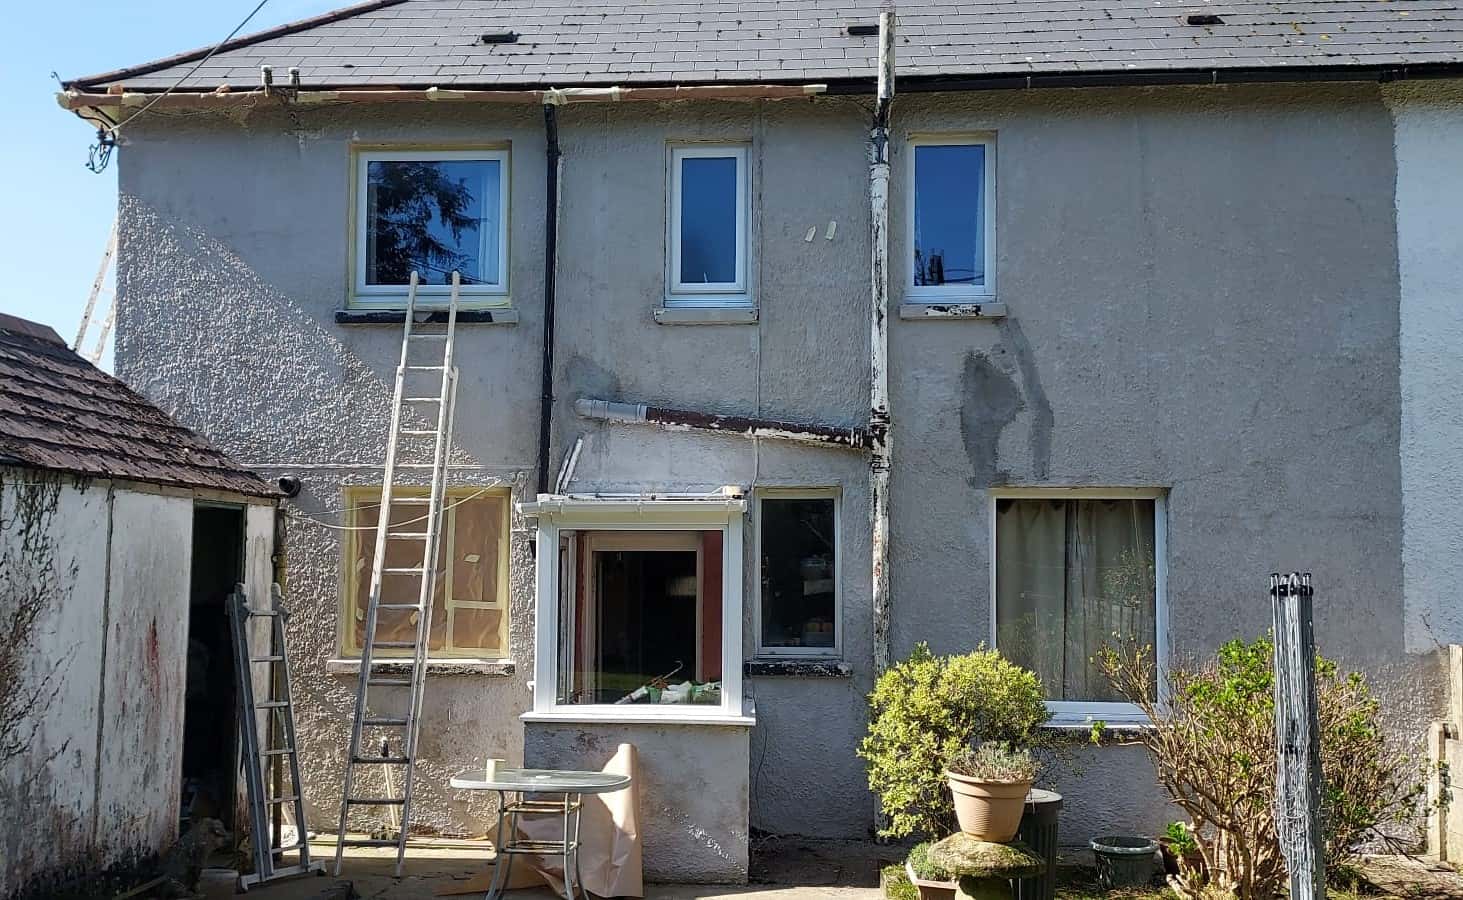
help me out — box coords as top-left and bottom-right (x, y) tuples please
(560, 793), (576, 900)
(485, 790), (511, 900)
(570, 794), (586, 900)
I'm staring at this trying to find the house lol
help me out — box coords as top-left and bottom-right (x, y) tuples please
(0, 314), (279, 898)
(56, 0), (1463, 883)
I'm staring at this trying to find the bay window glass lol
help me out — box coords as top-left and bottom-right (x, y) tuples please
(557, 531), (723, 706)
(995, 496), (1158, 704)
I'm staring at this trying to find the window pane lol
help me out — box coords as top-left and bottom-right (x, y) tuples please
(913, 144), (984, 287)
(366, 159), (500, 287)
(759, 498), (837, 652)
(995, 498), (1156, 703)
(678, 155), (739, 285)
(349, 490), (508, 655)
(559, 531), (723, 706)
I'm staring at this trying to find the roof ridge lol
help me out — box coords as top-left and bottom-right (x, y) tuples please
(63, 0), (412, 90)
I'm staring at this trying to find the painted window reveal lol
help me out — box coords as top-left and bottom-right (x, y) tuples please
(667, 145), (749, 302)
(910, 139), (993, 297)
(556, 531), (723, 706)
(994, 496), (1158, 705)
(345, 487), (510, 658)
(757, 495), (838, 657)
(355, 150), (509, 302)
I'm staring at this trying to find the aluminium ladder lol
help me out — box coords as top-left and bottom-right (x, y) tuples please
(334, 271), (462, 877)
(228, 582), (325, 889)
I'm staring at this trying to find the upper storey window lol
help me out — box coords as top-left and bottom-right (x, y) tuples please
(909, 137), (994, 301)
(667, 144), (750, 306)
(354, 149), (509, 306)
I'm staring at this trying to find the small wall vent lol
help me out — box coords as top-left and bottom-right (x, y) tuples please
(846, 23), (879, 36)
(480, 31), (519, 44)
(1185, 13), (1225, 25)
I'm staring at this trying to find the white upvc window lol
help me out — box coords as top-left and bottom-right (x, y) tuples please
(521, 496), (750, 725)
(907, 135), (995, 302)
(666, 144), (751, 306)
(754, 489), (841, 659)
(988, 488), (1167, 728)
(353, 148), (511, 306)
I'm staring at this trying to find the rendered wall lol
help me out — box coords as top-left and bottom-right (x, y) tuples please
(1386, 81), (1463, 655)
(112, 80), (1429, 858)
(523, 722), (750, 883)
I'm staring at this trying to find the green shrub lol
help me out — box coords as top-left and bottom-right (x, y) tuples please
(859, 643), (1050, 839)
(1100, 636), (1427, 899)
(1163, 821), (1199, 856)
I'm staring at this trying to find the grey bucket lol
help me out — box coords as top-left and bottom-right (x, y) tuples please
(1015, 789), (1062, 900)
(1090, 836), (1158, 888)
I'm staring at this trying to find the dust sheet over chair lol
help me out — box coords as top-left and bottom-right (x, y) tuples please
(439, 743), (644, 898)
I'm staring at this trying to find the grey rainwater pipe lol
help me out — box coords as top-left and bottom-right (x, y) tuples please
(869, 12), (895, 677)
(537, 100), (562, 495)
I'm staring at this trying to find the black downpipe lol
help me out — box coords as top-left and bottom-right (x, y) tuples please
(536, 103), (561, 496)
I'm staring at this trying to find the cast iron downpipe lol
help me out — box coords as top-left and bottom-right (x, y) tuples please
(869, 12), (895, 677)
(536, 101), (562, 495)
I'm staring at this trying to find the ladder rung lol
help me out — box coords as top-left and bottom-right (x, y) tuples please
(382, 566), (427, 573)
(390, 497), (433, 505)
(362, 717), (409, 727)
(403, 397), (441, 402)
(260, 748), (295, 757)
(400, 429), (439, 436)
(406, 365), (444, 371)
(256, 701), (290, 709)
(376, 603), (423, 611)
(410, 333), (448, 341)
(368, 678), (413, 687)
(353, 754), (411, 765)
(338, 838), (403, 848)
(387, 532), (430, 540)
(347, 797), (407, 806)
(270, 795), (300, 804)
(371, 641), (419, 649)
(271, 841), (306, 853)
(251, 656), (284, 663)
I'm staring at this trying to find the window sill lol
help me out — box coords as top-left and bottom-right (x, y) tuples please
(326, 657), (516, 677)
(745, 659), (851, 678)
(521, 710), (756, 727)
(335, 308), (519, 325)
(898, 301), (1007, 320)
(655, 307), (758, 326)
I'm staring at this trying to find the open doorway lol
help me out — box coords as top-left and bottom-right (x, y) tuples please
(183, 504), (245, 830)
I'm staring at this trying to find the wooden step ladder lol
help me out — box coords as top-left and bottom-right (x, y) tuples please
(228, 583), (325, 889)
(334, 271), (461, 877)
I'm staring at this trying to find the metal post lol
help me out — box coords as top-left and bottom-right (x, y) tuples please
(1270, 572), (1325, 900)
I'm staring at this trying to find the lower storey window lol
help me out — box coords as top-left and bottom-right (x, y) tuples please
(757, 493), (838, 656)
(345, 487), (510, 658)
(994, 494), (1161, 706)
(557, 531), (723, 706)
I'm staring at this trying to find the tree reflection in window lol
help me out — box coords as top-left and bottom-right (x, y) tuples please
(365, 159), (499, 286)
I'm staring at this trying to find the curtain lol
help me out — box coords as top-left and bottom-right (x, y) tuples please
(996, 498), (1156, 703)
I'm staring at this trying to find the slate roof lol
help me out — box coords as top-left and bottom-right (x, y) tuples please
(0, 315), (277, 499)
(67, 0), (1463, 93)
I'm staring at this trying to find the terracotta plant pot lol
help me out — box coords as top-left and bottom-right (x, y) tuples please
(905, 859), (957, 900)
(945, 771), (1033, 841)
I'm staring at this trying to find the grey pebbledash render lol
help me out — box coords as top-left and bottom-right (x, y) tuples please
(55, 0), (1463, 884)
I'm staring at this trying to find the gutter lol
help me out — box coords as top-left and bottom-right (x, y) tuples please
(574, 398), (870, 451)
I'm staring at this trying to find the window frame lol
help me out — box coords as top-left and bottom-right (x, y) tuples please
(351, 148), (512, 307)
(987, 487), (1167, 728)
(753, 488), (842, 660)
(665, 143), (752, 307)
(523, 497), (750, 724)
(340, 485), (512, 660)
(906, 134), (996, 303)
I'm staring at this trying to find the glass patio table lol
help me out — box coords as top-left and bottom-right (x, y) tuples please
(449, 768), (632, 900)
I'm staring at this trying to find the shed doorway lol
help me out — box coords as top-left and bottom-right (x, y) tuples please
(183, 503), (245, 830)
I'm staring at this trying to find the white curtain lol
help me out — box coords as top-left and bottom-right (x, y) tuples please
(996, 498), (1156, 702)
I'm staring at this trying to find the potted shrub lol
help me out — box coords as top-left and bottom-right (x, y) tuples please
(859, 643), (1050, 840)
(944, 743), (1038, 842)
(903, 841), (957, 900)
(1158, 821), (1203, 878)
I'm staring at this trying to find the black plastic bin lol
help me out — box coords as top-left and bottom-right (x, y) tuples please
(1015, 789), (1062, 900)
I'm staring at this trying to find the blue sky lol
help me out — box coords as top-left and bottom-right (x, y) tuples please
(0, 0), (341, 363)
